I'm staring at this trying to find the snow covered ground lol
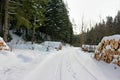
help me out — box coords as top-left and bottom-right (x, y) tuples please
(0, 32), (120, 80)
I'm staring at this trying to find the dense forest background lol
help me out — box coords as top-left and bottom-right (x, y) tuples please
(0, 0), (120, 46)
(74, 11), (120, 46)
(0, 0), (73, 44)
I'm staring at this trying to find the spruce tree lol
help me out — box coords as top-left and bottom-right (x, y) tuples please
(44, 0), (73, 43)
(11, 0), (47, 43)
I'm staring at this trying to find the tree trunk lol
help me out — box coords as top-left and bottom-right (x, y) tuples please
(0, 0), (3, 33)
(25, 28), (28, 40)
(0, 15), (2, 32)
(4, 0), (9, 42)
(0, 1), (1, 31)
(31, 16), (36, 44)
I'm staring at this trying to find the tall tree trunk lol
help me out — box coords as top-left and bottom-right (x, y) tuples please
(0, 0), (1, 29)
(4, 0), (9, 42)
(32, 16), (36, 44)
(0, 0), (3, 33)
(25, 28), (28, 40)
(0, 12), (1, 28)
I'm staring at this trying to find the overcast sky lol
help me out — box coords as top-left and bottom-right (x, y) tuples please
(63, 0), (120, 34)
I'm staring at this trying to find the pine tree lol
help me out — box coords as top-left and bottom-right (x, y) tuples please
(30, 0), (47, 44)
(10, 0), (47, 43)
(114, 11), (120, 34)
(44, 0), (73, 43)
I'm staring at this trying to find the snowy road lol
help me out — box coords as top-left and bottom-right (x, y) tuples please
(22, 47), (111, 80)
(1, 30), (118, 80)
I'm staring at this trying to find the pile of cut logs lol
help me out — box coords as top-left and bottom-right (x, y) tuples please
(0, 37), (10, 51)
(94, 36), (120, 66)
(0, 41), (4, 50)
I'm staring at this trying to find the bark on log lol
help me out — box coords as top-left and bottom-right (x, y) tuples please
(94, 38), (120, 66)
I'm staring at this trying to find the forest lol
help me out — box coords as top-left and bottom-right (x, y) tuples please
(0, 0), (120, 46)
(74, 11), (120, 46)
(0, 0), (73, 44)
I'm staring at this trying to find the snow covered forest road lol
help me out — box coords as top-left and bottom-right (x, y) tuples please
(22, 47), (116, 80)
(1, 31), (120, 80)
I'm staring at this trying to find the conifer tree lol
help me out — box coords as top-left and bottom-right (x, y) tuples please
(44, 0), (73, 43)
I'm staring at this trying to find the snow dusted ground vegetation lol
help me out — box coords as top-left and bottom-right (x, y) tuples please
(0, 32), (120, 80)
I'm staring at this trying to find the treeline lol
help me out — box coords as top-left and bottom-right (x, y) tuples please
(0, 0), (73, 44)
(78, 11), (120, 46)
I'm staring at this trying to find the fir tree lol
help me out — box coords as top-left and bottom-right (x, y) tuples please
(44, 0), (73, 43)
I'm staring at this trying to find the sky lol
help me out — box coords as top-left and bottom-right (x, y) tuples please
(63, 0), (120, 34)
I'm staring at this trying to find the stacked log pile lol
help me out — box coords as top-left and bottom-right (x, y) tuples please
(94, 35), (120, 66)
(0, 37), (10, 50)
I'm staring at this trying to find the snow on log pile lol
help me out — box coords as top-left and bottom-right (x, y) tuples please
(82, 44), (97, 52)
(94, 35), (120, 66)
(0, 37), (10, 50)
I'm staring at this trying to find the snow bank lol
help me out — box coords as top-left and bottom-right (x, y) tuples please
(0, 48), (49, 80)
(42, 41), (62, 50)
(0, 51), (22, 66)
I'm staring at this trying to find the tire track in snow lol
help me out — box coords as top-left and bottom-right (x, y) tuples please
(59, 54), (63, 80)
(54, 48), (98, 80)
(63, 51), (81, 80)
(75, 49), (109, 80)
(53, 53), (63, 80)
(64, 48), (97, 80)
(73, 53), (98, 80)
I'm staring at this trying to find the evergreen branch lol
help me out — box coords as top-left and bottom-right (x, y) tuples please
(8, 12), (16, 14)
